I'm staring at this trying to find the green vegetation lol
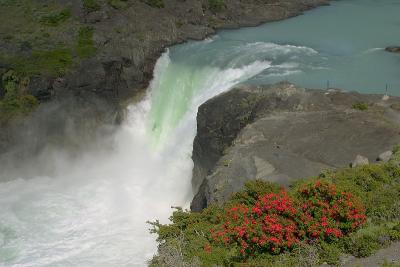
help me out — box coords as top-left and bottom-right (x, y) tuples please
(83, 0), (101, 12)
(382, 260), (400, 267)
(353, 102), (369, 111)
(0, 0), (93, 77)
(40, 8), (72, 27)
(150, 147), (400, 266)
(10, 48), (74, 76)
(77, 27), (97, 59)
(108, 0), (128, 9)
(146, 0), (165, 8)
(209, 0), (225, 13)
(0, 71), (38, 123)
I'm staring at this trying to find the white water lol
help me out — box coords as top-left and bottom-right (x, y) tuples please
(0, 49), (271, 266)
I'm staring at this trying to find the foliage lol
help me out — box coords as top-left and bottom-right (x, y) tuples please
(382, 260), (400, 267)
(318, 164), (400, 223)
(150, 160), (400, 266)
(296, 180), (367, 238)
(211, 181), (366, 258)
(108, 0), (128, 9)
(212, 191), (300, 257)
(352, 102), (369, 111)
(40, 8), (72, 26)
(83, 0), (101, 12)
(146, 0), (165, 8)
(10, 48), (73, 76)
(0, 71), (38, 122)
(77, 27), (97, 59)
(209, 0), (225, 13)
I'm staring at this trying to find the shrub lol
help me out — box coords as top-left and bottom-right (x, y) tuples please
(151, 161), (400, 265)
(108, 0), (128, 9)
(209, 0), (225, 13)
(40, 9), (71, 26)
(212, 190), (301, 257)
(0, 71), (38, 122)
(146, 0), (165, 8)
(319, 164), (400, 223)
(230, 180), (281, 206)
(83, 0), (100, 12)
(297, 180), (367, 239)
(77, 27), (97, 59)
(346, 234), (382, 257)
(318, 241), (342, 265)
(352, 102), (369, 111)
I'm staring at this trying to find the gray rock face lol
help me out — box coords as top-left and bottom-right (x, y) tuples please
(377, 151), (393, 162)
(191, 83), (400, 211)
(351, 155), (369, 168)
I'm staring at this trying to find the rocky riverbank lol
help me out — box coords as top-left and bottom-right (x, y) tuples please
(0, 0), (329, 106)
(191, 82), (400, 211)
(0, 0), (329, 158)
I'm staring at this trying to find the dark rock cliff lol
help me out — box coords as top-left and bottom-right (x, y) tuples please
(1, 0), (330, 105)
(0, 0), (329, 156)
(191, 83), (400, 211)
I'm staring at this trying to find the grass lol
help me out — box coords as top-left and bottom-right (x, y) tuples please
(0, 0), (83, 76)
(146, 0), (165, 8)
(9, 48), (74, 76)
(108, 0), (128, 9)
(149, 146), (400, 266)
(83, 0), (101, 12)
(77, 27), (97, 59)
(39, 8), (72, 27)
(353, 102), (369, 111)
(209, 0), (225, 13)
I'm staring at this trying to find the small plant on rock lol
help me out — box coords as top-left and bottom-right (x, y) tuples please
(352, 102), (369, 111)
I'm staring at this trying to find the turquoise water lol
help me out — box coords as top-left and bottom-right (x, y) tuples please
(189, 0), (400, 93)
(150, 0), (400, 141)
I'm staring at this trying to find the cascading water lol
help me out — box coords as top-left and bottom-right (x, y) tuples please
(1, 0), (399, 266)
(0, 42), (272, 266)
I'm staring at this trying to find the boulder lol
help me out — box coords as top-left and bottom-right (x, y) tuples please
(377, 151), (393, 162)
(351, 155), (369, 168)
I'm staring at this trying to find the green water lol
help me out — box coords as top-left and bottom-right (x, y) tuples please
(149, 0), (400, 141)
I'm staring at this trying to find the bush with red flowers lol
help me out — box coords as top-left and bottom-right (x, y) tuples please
(211, 190), (300, 256)
(151, 159), (400, 266)
(210, 180), (367, 258)
(297, 180), (367, 242)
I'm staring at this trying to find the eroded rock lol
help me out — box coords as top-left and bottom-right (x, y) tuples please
(191, 83), (400, 211)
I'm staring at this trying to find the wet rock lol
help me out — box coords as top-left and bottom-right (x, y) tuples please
(385, 46), (400, 53)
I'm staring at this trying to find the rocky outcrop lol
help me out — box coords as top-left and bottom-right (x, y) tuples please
(191, 83), (400, 211)
(385, 46), (400, 53)
(0, 0), (330, 157)
(1, 0), (330, 105)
